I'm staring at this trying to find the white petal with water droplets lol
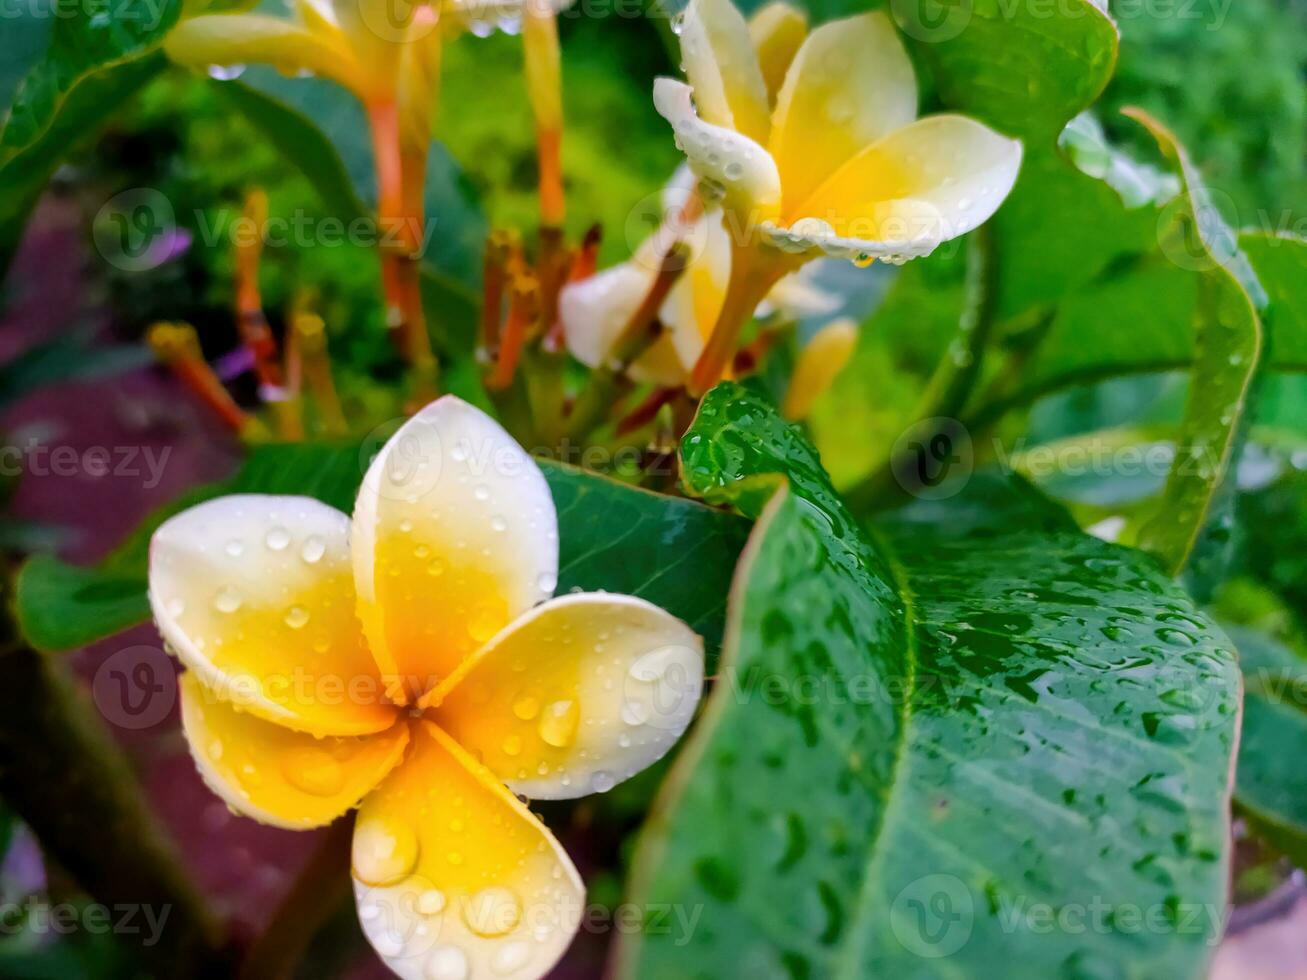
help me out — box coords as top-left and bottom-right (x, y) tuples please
(430, 593), (705, 800)
(149, 494), (396, 735)
(352, 396), (559, 701)
(653, 77), (782, 215)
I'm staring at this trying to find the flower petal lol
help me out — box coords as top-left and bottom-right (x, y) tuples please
(769, 11), (917, 218)
(558, 261), (688, 386)
(429, 594), (705, 801)
(653, 77), (782, 215)
(789, 114), (1023, 260)
(660, 212), (732, 374)
(178, 673), (408, 829)
(149, 495), (397, 736)
(352, 397), (558, 703)
(165, 15), (369, 97)
(748, 1), (807, 103)
(352, 722), (583, 980)
(678, 0), (772, 144)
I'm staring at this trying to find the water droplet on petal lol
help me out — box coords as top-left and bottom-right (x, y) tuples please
(265, 527), (291, 551)
(214, 586), (242, 614)
(282, 746), (345, 796)
(502, 735), (523, 757)
(284, 605), (310, 630)
(512, 696), (540, 721)
(417, 888), (447, 916)
(463, 887), (522, 938)
(591, 770), (615, 793)
(301, 536), (326, 563)
(491, 940), (532, 974)
(353, 817), (419, 886)
(425, 946), (469, 980)
(538, 700), (579, 748)
(225, 539), (244, 558)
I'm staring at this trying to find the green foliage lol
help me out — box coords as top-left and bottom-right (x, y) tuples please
(621, 384), (1239, 978)
(896, 0), (1119, 144)
(13, 443), (749, 655)
(1102, 0), (1307, 225)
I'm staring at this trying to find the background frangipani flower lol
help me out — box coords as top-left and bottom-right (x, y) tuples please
(653, 0), (1024, 394)
(147, 396), (705, 980)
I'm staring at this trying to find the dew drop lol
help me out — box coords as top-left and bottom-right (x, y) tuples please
(353, 817), (420, 886)
(469, 607), (500, 644)
(591, 770), (615, 793)
(165, 597), (186, 617)
(512, 696), (541, 721)
(474, 484), (491, 502)
(301, 536), (326, 564)
(225, 539), (245, 558)
(426, 946), (469, 980)
(491, 940), (532, 975)
(265, 527), (291, 551)
(282, 746), (345, 797)
(490, 515), (508, 533)
(463, 887), (522, 938)
(417, 888), (447, 916)
(620, 699), (651, 726)
(502, 734), (523, 757)
(214, 586), (243, 614)
(538, 700), (580, 748)
(284, 605), (310, 630)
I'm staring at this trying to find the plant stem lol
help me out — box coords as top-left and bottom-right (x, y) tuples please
(0, 577), (230, 975)
(842, 228), (999, 514)
(238, 818), (352, 980)
(687, 241), (794, 398)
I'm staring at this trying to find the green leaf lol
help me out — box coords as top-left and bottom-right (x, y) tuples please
(1, 0), (180, 153)
(620, 383), (1239, 979)
(0, 57), (164, 271)
(894, 0), (1119, 144)
(1227, 625), (1307, 868)
(1241, 231), (1307, 371)
(1127, 110), (1264, 577)
(13, 444), (749, 655)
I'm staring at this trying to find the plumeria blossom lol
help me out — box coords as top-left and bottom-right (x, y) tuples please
(148, 397), (704, 980)
(558, 3), (835, 388)
(652, 0), (1023, 393)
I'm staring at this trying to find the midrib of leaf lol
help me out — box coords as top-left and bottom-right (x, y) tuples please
(833, 522), (920, 980)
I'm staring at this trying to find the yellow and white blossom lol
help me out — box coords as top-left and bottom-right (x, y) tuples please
(655, 0), (1023, 265)
(148, 397), (704, 980)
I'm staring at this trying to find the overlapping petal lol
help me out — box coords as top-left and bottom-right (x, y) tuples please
(428, 594), (705, 800)
(352, 397), (558, 701)
(559, 210), (731, 384)
(678, 0), (772, 144)
(788, 114), (1023, 258)
(769, 11), (917, 218)
(747, 1), (807, 103)
(178, 674), (409, 829)
(352, 723), (583, 980)
(149, 494), (398, 735)
(165, 15), (370, 97)
(653, 78), (783, 216)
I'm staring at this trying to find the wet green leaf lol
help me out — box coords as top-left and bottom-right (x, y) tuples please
(620, 383), (1240, 979)
(1127, 110), (1263, 577)
(894, 0), (1119, 144)
(13, 444), (748, 656)
(1227, 625), (1307, 869)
